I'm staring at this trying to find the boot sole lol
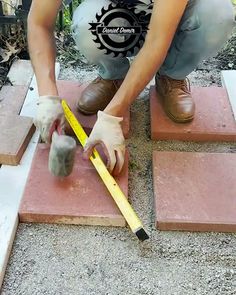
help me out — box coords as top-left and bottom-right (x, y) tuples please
(77, 105), (97, 116)
(166, 110), (194, 123)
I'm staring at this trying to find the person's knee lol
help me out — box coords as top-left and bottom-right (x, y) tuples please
(199, 0), (235, 45)
(218, 1), (235, 38)
(71, 0), (111, 62)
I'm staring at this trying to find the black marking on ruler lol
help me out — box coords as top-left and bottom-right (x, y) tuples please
(136, 228), (149, 241)
(91, 152), (96, 159)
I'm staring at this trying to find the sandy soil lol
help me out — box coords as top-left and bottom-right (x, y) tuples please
(1, 30), (236, 295)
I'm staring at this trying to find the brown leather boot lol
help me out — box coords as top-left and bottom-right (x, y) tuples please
(77, 77), (123, 115)
(155, 75), (195, 123)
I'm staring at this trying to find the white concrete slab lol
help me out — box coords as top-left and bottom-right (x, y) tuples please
(7, 60), (34, 87)
(0, 210), (18, 285)
(221, 70), (236, 121)
(0, 62), (60, 287)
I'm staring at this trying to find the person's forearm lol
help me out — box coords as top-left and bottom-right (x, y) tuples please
(28, 23), (58, 96)
(104, 40), (166, 117)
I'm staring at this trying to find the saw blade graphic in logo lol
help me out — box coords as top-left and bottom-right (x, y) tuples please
(89, 1), (152, 57)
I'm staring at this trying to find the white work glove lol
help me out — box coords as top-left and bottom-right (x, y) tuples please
(34, 96), (65, 143)
(84, 111), (125, 175)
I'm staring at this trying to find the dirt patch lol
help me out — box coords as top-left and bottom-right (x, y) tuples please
(217, 28), (236, 70)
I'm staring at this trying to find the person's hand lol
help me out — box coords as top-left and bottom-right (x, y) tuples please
(34, 95), (65, 143)
(84, 111), (125, 175)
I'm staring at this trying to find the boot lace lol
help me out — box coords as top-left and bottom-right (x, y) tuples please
(92, 76), (122, 89)
(168, 77), (191, 93)
(92, 76), (103, 84)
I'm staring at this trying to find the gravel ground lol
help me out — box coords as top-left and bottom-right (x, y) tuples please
(1, 36), (236, 295)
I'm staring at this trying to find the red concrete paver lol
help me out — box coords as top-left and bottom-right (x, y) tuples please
(57, 80), (130, 138)
(0, 115), (35, 165)
(150, 86), (236, 141)
(153, 151), (236, 232)
(19, 144), (129, 227)
(0, 86), (28, 115)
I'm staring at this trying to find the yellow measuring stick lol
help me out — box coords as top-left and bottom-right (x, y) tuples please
(61, 100), (149, 241)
